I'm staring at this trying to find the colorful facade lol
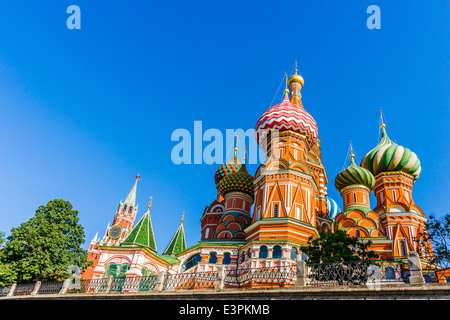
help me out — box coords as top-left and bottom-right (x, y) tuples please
(84, 67), (433, 281)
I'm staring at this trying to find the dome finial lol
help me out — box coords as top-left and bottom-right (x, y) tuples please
(380, 107), (386, 132)
(284, 72), (289, 95)
(147, 197), (153, 210)
(349, 141), (355, 162)
(295, 59), (298, 74)
(243, 145), (248, 164)
(234, 135), (239, 158)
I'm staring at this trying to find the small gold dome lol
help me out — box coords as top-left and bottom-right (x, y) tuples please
(288, 69), (304, 86)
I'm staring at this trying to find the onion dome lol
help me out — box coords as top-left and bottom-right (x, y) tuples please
(255, 93), (318, 148)
(326, 197), (341, 220)
(214, 149), (241, 186)
(335, 153), (375, 193)
(288, 68), (304, 87)
(218, 164), (254, 198)
(360, 125), (421, 180)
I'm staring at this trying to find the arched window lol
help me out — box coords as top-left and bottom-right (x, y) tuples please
(393, 190), (397, 202)
(355, 229), (360, 238)
(385, 267), (395, 280)
(222, 252), (231, 265)
(353, 193), (357, 203)
(259, 245), (268, 259)
(273, 245), (282, 259)
(290, 248), (297, 261)
(273, 204), (279, 218)
(400, 240), (407, 257)
(209, 252), (217, 264)
(181, 253), (201, 272)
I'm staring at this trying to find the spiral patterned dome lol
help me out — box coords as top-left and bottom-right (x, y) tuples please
(218, 164), (254, 198)
(335, 155), (376, 192)
(214, 152), (241, 186)
(360, 126), (421, 180)
(326, 197), (341, 220)
(255, 94), (318, 148)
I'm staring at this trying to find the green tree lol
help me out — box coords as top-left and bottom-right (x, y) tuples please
(0, 199), (90, 284)
(415, 213), (450, 269)
(0, 232), (17, 287)
(302, 230), (379, 264)
(301, 230), (379, 285)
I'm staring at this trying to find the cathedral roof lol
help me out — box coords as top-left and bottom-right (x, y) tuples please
(214, 149), (241, 186)
(255, 93), (318, 149)
(335, 152), (375, 193)
(218, 164), (254, 198)
(121, 200), (157, 252)
(360, 125), (421, 180)
(326, 197), (341, 220)
(163, 213), (187, 255)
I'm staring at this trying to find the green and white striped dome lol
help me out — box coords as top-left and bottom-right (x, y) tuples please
(335, 154), (375, 192)
(360, 125), (421, 180)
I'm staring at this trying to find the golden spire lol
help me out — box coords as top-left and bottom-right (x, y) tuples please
(349, 141), (355, 161)
(380, 107), (386, 131)
(147, 197), (153, 210)
(284, 72), (289, 95)
(181, 211), (185, 224)
(287, 60), (304, 86)
(243, 145), (248, 164)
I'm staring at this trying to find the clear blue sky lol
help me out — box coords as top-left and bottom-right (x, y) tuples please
(0, 1), (448, 251)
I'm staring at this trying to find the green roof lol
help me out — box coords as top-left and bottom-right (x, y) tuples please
(163, 221), (186, 255)
(121, 209), (157, 252)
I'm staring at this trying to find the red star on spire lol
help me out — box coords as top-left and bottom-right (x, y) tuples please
(135, 174), (141, 180)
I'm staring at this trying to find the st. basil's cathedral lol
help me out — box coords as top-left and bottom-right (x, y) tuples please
(82, 66), (429, 280)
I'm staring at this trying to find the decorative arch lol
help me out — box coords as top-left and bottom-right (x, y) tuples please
(289, 162), (309, 173)
(234, 231), (246, 239)
(357, 218), (378, 229)
(267, 160), (288, 171)
(387, 202), (409, 213)
(217, 230), (233, 239)
(105, 255), (132, 265)
(223, 214), (235, 222)
(236, 215), (249, 225)
(347, 227), (369, 238)
(227, 222), (242, 231)
(340, 219), (356, 229)
(346, 210), (365, 219)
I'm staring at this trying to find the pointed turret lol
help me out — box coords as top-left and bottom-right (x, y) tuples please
(124, 174), (140, 206)
(121, 197), (157, 252)
(163, 212), (187, 256)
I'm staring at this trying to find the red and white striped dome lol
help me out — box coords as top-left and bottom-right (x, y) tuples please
(255, 94), (319, 148)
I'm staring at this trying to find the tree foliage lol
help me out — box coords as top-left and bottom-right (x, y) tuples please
(415, 213), (450, 269)
(0, 199), (90, 285)
(301, 230), (379, 264)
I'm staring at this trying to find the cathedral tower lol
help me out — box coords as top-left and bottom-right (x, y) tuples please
(360, 118), (428, 259)
(247, 69), (329, 246)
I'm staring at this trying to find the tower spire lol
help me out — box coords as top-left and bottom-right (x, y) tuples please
(124, 175), (140, 206)
(163, 212), (187, 256)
